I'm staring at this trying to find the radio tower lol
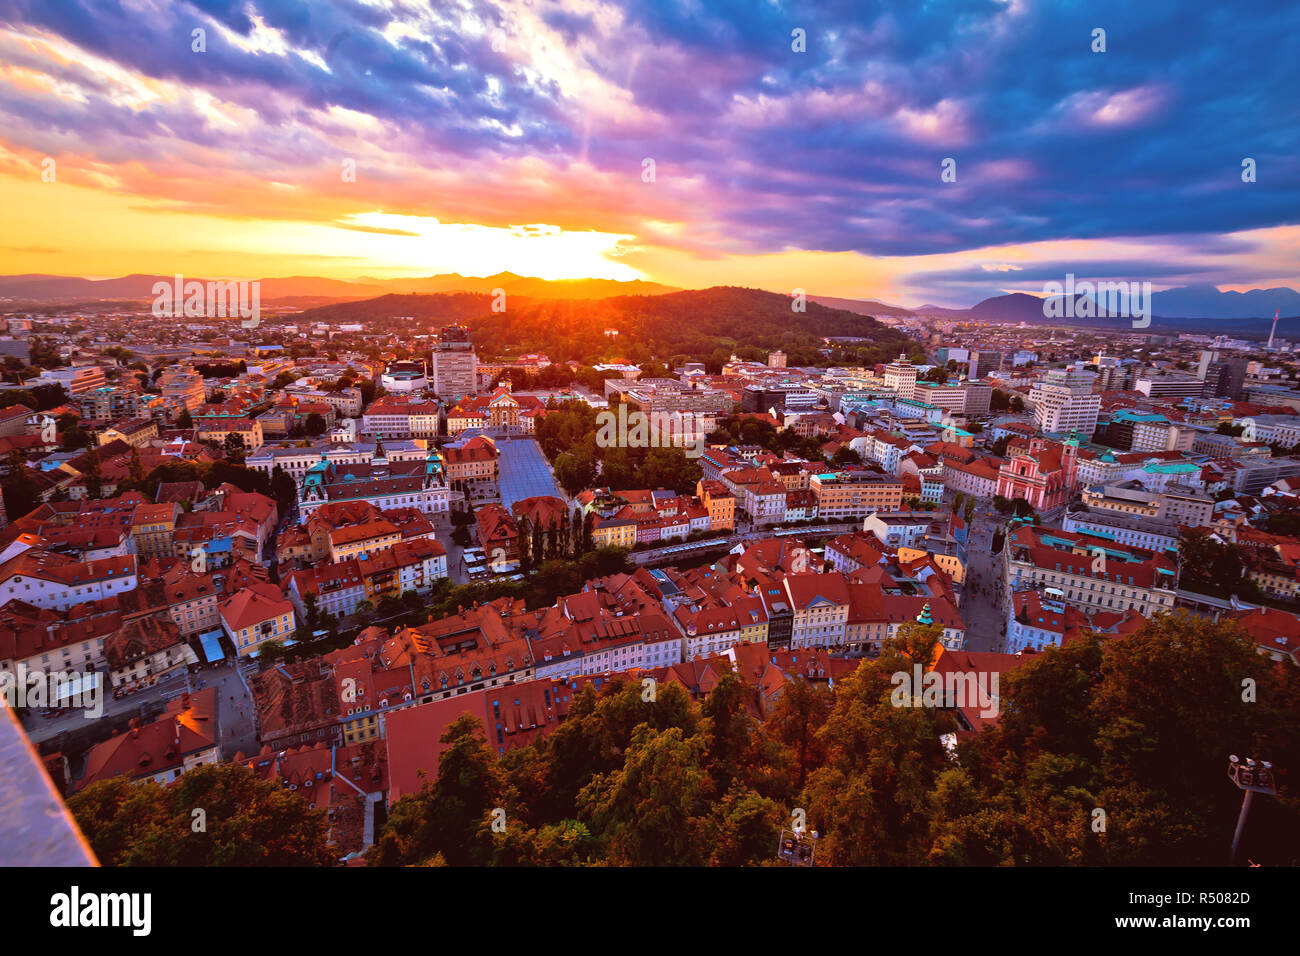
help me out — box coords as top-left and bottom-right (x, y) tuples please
(1268, 308), (1281, 349)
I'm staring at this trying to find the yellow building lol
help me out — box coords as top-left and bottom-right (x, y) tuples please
(196, 417), (264, 451)
(131, 502), (179, 559)
(897, 546), (966, 585)
(328, 520), (401, 564)
(592, 516), (638, 549)
(696, 479), (735, 532)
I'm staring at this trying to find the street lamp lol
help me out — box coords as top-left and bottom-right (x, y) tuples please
(1227, 754), (1278, 865)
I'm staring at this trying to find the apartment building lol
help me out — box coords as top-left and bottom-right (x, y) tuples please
(1003, 525), (1178, 616)
(196, 417), (264, 451)
(1080, 481), (1213, 527)
(443, 435), (499, 497)
(37, 365), (107, 396)
(1239, 414), (1300, 449)
(220, 581), (296, 657)
(784, 572), (851, 649)
(883, 356), (918, 401)
(1032, 378), (1101, 437)
(430, 325), (478, 404)
(159, 370), (206, 414)
(131, 502), (180, 559)
(696, 479), (735, 532)
(810, 471), (904, 519)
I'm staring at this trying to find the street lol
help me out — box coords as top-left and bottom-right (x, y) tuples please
(960, 513), (1008, 652)
(20, 661), (260, 761)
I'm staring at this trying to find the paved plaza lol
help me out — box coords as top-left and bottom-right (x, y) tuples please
(497, 437), (568, 510)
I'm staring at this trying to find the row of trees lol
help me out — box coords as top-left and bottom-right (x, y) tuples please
(365, 612), (1300, 866)
(517, 508), (596, 572)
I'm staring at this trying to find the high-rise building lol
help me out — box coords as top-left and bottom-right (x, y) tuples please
(1199, 351), (1248, 401)
(967, 350), (1003, 379)
(1032, 369), (1101, 437)
(962, 381), (993, 417)
(767, 350), (787, 369)
(883, 355), (918, 400)
(430, 325), (478, 405)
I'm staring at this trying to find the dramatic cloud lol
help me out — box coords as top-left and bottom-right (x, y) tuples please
(0, 0), (1295, 301)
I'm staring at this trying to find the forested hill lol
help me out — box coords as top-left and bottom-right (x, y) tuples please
(296, 286), (919, 365)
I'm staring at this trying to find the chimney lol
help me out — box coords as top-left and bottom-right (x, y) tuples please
(128, 717), (140, 739)
(181, 691), (191, 711)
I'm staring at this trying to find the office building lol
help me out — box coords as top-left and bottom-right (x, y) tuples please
(430, 325), (478, 405)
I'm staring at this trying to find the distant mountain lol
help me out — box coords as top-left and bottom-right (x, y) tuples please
(808, 295), (915, 317)
(1149, 284), (1300, 319)
(914, 285), (1300, 327)
(296, 285), (916, 362)
(0, 272), (678, 304)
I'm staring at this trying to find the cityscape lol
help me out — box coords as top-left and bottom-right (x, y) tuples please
(0, 0), (1296, 916)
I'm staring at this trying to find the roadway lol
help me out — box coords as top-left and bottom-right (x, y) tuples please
(959, 512), (1010, 652)
(20, 660), (260, 761)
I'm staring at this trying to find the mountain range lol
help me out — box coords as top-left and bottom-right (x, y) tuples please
(1, 272), (1296, 329)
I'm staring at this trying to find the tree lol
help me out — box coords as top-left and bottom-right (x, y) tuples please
(176, 407), (193, 429)
(368, 714), (505, 866)
(303, 593), (321, 631)
(270, 465), (297, 516)
(224, 432), (246, 457)
(517, 515), (532, 573)
(800, 623), (956, 865)
(570, 507), (583, 559)
(1, 450), (41, 519)
(304, 412), (327, 436)
(128, 446), (144, 483)
(577, 724), (714, 866)
(1178, 529), (1249, 598)
(531, 516), (545, 564)
(67, 764), (336, 866)
(557, 513), (571, 558)
(766, 677), (833, 790)
(553, 447), (596, 496)
(935, 613), (1300, 866)
(82, 447), (103, 499)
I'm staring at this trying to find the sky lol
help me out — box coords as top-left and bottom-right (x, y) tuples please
(0, 0), (1296, 307)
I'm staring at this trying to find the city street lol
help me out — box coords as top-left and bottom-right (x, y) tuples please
(20, 661), (259, 760)
(960, 513), (1009, 652)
